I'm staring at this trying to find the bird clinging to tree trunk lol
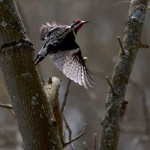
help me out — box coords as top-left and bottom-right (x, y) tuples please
(33, 19), (94, 88)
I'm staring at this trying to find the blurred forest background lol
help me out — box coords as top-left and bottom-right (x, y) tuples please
(0, 0), (150, 150)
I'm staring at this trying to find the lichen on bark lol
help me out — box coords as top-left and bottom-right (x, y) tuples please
(100, 0), (148, 150)
(0, 0), (62, 150)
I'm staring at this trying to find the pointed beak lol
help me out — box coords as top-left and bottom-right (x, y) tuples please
(81, 20), (90, 24)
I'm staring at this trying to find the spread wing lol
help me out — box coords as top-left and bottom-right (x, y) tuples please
(38, 23), (94, 88)
(50, 48), (94, 88)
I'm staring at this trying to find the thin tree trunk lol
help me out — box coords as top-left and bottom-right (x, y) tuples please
(100, 0), (148, 150)
(0, 0), (62, 150)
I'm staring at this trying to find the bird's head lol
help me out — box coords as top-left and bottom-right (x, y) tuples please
(71, 19), (89, 33)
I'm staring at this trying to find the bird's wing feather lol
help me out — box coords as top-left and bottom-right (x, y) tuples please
(40, 22), (57, 41)
(34, 25), (74, 66)
(40, 22), (68, 42)
(50, 48), (94, 88)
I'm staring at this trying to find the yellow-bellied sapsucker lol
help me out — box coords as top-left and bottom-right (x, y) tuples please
(33, 19), (94, 88)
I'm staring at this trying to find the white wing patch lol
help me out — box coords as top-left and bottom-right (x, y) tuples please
(50, 49), (94, 88)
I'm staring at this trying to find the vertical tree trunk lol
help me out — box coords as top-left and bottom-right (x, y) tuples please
(100, 0), (148, 150)
(0, 0), (62, 150)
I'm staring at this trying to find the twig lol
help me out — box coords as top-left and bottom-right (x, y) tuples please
(62, 114), (72, 147)
(70, 143), (76, 150)
(105, 76), (116, 96)
(63, 114), (71, 139)
(139, 43), (150, 48)
(60, 79), (73, 149)
(9, 109), (16, 118)
(113, 1), (130, 6)
(83, 142), (89, 150)
(0, 103), (13, 109)
(117, 36), (125, 54)
(0, 103), (15, 117)
(93, 133), (97, 150)
(63, 122), (88, 147)
(61, 79), (71, 113)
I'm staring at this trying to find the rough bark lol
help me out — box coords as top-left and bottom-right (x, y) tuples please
(0, 0), (62, 150)
(100, 0), (148, 150)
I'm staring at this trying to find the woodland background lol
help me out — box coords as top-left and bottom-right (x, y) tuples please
(0, 0), (150, 150)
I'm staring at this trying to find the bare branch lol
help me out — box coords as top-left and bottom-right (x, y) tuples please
(105, 76), (116, 96)
(139, 43), (150, 48)
(0, 103), (15, 117)
(83, 142), (89, 150)
(93, 133), (97, 150)
(100, 1), (148, 150)
(64, 124), (88, 147)
(62, 113), (75, 149)
(61, 79), (71, 113)
(117, 36), (125, 54)
(113, 1), (130, 6)
(62, 113), (72, 143)
(0, 103), (13, 109)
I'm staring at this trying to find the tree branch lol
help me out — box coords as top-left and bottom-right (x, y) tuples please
(61, 79), (71, 113)
(83, 142), (89, 150)
(44, 77), (63, 141)
(0, 103), (15, 117)
(0, 103), (13, 109)
(105, 76), (116, 96)
(93, 133), (98, 150)
(139, 43), (150, 48)
(100, 0), (148, 150)
(117, 36), (125, 54)
(63, 124), (88, 147)
(0, 0), (62, 149)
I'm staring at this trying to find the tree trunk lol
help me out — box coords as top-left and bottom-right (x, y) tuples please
(100, 0), (148, 150)
(0, 0), (62, 150)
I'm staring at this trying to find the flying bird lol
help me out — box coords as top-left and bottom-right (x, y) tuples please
(33, 19), (94, 88)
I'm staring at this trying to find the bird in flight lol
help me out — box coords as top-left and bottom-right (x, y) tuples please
(33, 19), (94, 88)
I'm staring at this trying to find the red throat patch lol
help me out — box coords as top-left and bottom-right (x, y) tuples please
(76, 24), (83, 31)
